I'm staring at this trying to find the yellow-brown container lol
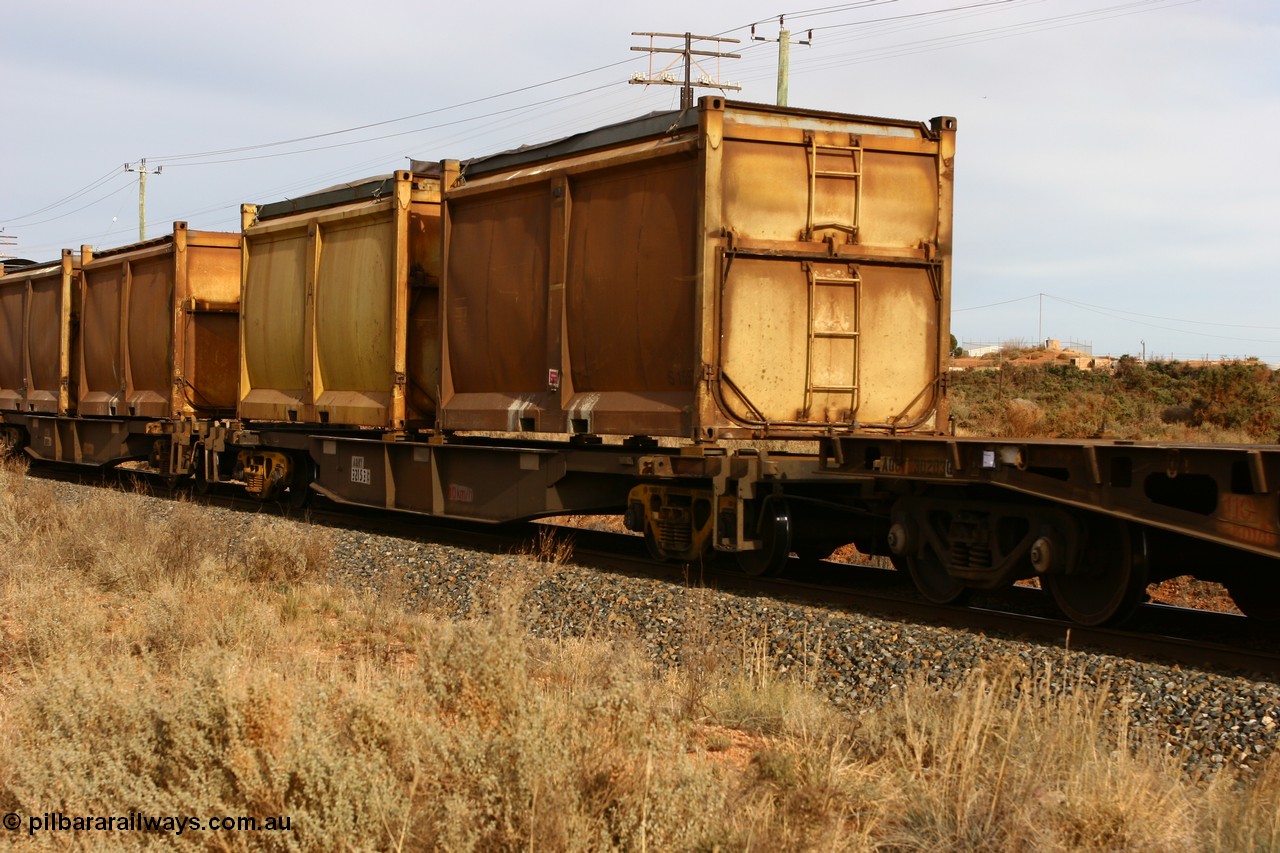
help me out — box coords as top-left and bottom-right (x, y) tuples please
(78, 224), (240, 419)
(239, 171), (441, 429)
(0, 251), (80, 415)
(436, 97), (956, 439)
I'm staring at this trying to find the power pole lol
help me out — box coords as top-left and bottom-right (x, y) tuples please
(124, 158), (162, 241)
(752, 17), (811, 106)
(630, 32), (741, 110)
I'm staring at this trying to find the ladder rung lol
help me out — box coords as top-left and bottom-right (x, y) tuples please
(811, 385), (859, 394)
(815, 170), (860, 179)
(812, 331), (859, 339)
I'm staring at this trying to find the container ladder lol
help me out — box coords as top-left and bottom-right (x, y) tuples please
(803, 267), (860, 422)
(804, 136), (863, 242)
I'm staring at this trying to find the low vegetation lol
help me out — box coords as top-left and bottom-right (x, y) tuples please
(950, 357), (1280, 443)
(0, 459), (1275, 851)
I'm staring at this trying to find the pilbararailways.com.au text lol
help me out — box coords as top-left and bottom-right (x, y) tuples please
(5, 811), (292, 836)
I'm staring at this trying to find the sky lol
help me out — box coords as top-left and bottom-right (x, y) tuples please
(4, 0), (1277, 362)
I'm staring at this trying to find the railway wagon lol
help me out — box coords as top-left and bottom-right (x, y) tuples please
(0, 250), (79, 418)
(228, 171), (442, 498)
(1, 225), (240, 470)
(5, 96), (1276, 628)
(429, 96), (956, 439)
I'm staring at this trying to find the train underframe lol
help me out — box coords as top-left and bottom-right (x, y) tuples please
(5, 411), (1278, 626)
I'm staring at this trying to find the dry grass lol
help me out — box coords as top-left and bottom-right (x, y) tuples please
(0, 458), (1275, 851)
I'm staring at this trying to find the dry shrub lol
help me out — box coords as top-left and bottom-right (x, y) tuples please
(864, 659), (1206, 851)
(1003, 397), (1044, 436)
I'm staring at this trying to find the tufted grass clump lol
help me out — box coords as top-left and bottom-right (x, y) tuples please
(0, 457), (1276, 851)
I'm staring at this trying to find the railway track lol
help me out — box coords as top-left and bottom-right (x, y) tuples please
(31, 462), (1280, 682)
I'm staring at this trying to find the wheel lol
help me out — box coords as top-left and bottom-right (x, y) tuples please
(894, 550), (969, 605)
(1044, 519), (1148, 626)
(735, 499), (792, 577)
(644, 527), (669, 563)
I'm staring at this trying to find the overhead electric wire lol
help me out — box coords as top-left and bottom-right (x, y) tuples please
(1046, 294), (1280, 332)
(953, 294), (1041, 312)
(780, 0), (1198, 76)
(156, 82), (622, 169)
(11, 0), (1206, 258)
(9, 180), (135, 230)
(957, 292), (1280, 346)
(146, 57), (640, 165)
(2, 166), (127, 224)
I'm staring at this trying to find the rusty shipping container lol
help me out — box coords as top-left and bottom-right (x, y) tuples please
(432, 97), (955, 439)
(0, 251), (80, 415)
(239, 171), (441, 429)
(77, 223), (240, 419)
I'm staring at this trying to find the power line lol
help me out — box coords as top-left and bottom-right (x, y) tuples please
(146, 58), (639, 165)
(1, 166), (127, 223)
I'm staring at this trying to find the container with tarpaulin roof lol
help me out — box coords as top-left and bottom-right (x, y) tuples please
(432, 96), (956, 440)
(238, 170), (442, 429)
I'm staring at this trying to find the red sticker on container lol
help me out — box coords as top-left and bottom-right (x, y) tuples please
(547, 368), (560, 390)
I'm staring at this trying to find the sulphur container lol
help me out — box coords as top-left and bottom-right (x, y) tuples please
(77, 224), (240, 419)
(435, 97), (956, 440)
(238, 171), (441, 429)
(0, 250), (80, 414)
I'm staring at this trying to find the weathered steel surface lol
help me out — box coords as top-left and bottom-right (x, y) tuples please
(438, 97), (955, 439)
(824, 435), (1280, 561)
(77, 224), (240, 419)
(0, 251), (79, 415)
(239, 171), (441, 429)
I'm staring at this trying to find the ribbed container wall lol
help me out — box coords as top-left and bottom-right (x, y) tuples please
(438, 98), (955, 439)
(77, 224), (240, 419)
(0, 250), (80, 415)
(238, 171), (442, 429)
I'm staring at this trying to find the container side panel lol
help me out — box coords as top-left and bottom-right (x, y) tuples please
(722, 138), (938, 250)
(80, 268), (124, 415)
(27, 275), (66, 412)
(719, 259), (936, 428)
(0, 284), (24, 410)
(446, 187), (548, 393)
(313, 215), (394, 425)
(721, 142), (809, 242)
(241, 232), (307, 407)
(185, 240), (243, 305)
(315, 215), (393, 391)
(719, 258), (815, 423)
(858, 151), (939, 249)
(857, 265), (938, 425)
(190, 314), (239, 412)
(125, 254), (174, 416)
(183, 242), (241, 413)
(565, 158), (698, 394)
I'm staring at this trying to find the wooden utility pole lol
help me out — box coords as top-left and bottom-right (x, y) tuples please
(630, 32), (741, 109)
(752, 17), (811, 107)
(124, 158), (162, 241)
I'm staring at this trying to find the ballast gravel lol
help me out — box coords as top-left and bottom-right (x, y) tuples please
(330, 525), (1280, 776)
(67, 483), (1280, 776)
